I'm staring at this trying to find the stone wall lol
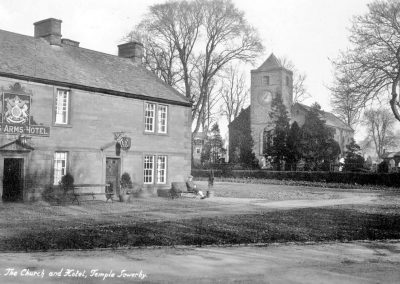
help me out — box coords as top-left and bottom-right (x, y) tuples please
(0, 77), (191, 200)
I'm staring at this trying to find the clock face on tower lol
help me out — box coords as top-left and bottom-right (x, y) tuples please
(258, 90), (272, 106)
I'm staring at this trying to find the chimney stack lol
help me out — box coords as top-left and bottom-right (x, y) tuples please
(61, 38), (80, 47)
(34, 18), (62, 46)
(118, 41), (143, 64)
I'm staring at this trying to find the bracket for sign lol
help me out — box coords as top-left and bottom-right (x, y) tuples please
(113, 131), (125, 142)
(18, 135), (31, 146)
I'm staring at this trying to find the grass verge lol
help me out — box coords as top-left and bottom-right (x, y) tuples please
(2, 207), (400, 251)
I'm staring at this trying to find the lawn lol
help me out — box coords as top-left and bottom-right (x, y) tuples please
(0, 182), (399, 251)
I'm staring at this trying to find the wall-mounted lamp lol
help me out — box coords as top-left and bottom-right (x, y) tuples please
(18, 135), (31, 146)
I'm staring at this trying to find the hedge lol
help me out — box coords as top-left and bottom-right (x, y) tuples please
(192, 169), (400, 188)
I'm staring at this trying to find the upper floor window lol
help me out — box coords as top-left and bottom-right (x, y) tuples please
(55, 89), (70, 124)
(286, 76), (290, 86)
(262, 76), (270, 86)
(144, 103), (155, 132)
(157, 105), (168, 134)
(145, 102), (168, 134)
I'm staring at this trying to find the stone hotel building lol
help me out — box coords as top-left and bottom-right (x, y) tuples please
(0, 18), (191, 201)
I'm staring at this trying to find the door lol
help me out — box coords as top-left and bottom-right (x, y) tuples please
(106, 158), (120, 195)
(3, 158), (24, 202)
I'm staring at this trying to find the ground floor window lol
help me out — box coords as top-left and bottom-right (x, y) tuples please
(157, 155), (167, 184)
(144, 154), (168, 184)
(54, 152), (68, 185)
(143, 155), (154, 184)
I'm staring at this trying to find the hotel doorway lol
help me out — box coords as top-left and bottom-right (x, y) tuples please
(106, 158), (121, 195)
(2, 158), (24, 202)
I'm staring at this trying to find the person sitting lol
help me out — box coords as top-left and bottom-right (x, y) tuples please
(186, 175), (206, 199)
(208, 169), (214, 189)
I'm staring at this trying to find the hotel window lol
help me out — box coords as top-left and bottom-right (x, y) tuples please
(53, 152), (68, 185)
(157, 105), (168, 134)
(55, 89), (70, 124)
(143, 155), (154, 184)
(143, 155), (168, 184)
(144, 103), (155, 132)
(156, 155), (167, 184)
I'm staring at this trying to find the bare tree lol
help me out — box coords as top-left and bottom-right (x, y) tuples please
(332, 0), (400, 122)
(330, 76), (363, 129)
(130, 0), (264, 136)
(219, 64), (249, 124)
(363, 108), (398, 159)
(197, 78), (221, 133)
(124, 29), (183, 87)
(133, 1), (202, 99)
(278, 57), (310, 103)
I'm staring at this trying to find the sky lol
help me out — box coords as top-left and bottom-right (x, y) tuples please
(0, 0), (372, 139)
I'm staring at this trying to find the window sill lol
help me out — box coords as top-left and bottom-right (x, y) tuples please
(53, 123), (73, 128)
(143, 131), (169, 136)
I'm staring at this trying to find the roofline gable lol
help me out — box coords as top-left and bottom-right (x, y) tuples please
(292, 103), (354, 132)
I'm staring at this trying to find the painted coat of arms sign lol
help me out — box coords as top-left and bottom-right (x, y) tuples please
(4, 94), (30, 124)
(0, 83), (50, 137)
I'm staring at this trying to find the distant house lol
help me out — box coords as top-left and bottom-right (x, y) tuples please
(381, 151), (400, 171)
(192, 132), (206, 166)
(229, 54), (354, 164)
(0, 18), (191, 201)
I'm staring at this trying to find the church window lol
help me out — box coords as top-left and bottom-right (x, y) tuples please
(262, 129), (273, 154)
(286, 76), (290, 86)
(262, 76), (270, 86)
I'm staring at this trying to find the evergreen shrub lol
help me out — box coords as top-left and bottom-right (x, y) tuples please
(191, 169), (400, 187)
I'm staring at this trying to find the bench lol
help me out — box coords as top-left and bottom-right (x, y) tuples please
(169, 182), (197, 199)
(67, 184), (113, 205)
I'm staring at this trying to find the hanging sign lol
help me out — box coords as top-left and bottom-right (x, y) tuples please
(120, 137), (131, 150)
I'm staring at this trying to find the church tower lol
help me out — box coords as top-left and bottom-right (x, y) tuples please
(250, 54), (293, 161)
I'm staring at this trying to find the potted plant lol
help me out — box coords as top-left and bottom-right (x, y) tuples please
(60, 173), (74, 203)
(60, 173), (74, 191)
(119, 172), (133, 202)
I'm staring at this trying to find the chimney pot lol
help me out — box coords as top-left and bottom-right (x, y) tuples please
(34, 18), (62, 46)
(118, 41), (143, 64)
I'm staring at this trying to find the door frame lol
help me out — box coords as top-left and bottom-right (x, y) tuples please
(105, 157), (121, 195)
(1, 156), (25, 202)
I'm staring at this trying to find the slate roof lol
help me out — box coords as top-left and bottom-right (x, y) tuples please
(293, 103), (354, 132)
(0, 29), (190, 107)
(382, 151), (400, 159)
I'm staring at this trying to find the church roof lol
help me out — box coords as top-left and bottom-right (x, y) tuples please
(381, 151), (400, 159)
(0, 28), (190, 107)
(293, 103), (354, 132)
(228, 107), (250, 129)
(255, 53), (292, 73)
